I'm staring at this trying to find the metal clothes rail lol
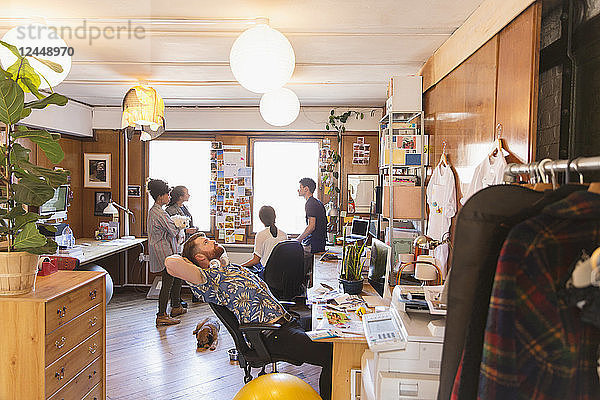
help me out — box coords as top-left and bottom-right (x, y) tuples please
(504, 155), (600, 183)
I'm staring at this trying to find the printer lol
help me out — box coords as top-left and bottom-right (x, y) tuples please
(361, 285), (445, 400)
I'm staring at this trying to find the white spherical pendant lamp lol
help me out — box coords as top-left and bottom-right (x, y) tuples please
(0, 23), (72, 89)
(260, 88), (300, 126)
(230, 24), (295, 94)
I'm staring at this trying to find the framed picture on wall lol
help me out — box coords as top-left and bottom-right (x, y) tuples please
(84, 153), (111, 188)
(94, 191), (112, 216)
(128, 185), (141, 197)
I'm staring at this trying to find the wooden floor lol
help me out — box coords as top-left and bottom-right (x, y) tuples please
(106, 288), (320, 400)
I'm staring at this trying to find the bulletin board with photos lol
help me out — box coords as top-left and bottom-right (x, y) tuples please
(209, 142), (253, 243)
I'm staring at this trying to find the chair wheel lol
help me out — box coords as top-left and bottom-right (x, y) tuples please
(244, 367), (253, 384)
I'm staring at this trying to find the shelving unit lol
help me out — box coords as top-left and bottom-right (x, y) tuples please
(378, 110), (427, 254)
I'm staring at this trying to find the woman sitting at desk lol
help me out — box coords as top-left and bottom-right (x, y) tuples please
(241, 205), (287, 272)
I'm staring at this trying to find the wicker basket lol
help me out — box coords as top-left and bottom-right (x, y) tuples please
(0, 252), (40, 296)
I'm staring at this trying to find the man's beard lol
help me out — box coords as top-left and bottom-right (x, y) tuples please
(206, 244), (224, 260)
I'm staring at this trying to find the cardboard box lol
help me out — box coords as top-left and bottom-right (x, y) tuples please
(386, 76), (422, 113)
(382, 186), (422, 219)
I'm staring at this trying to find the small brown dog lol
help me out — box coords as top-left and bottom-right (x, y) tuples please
(193, 317), (220, 351)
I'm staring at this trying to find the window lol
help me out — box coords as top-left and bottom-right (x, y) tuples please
(149, 140), (211, 231)
(253, 141), (319, 234)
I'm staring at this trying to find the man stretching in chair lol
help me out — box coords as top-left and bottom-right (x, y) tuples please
(165, 232), (333, 400)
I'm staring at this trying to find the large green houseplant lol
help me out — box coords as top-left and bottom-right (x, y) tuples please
(0, 40), (69, 294)
(340, 239), (366, 295)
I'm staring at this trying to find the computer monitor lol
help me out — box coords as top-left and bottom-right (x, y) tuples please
(350, 218), (368, 236)
(39, 185), (69, 220)
(369, 238), (392, 299)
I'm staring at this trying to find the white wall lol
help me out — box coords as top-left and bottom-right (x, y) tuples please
(93, 106), (382, 132)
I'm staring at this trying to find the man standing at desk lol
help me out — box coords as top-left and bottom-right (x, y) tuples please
(296, 177), (327, 254)
(296, 178), (327, 285)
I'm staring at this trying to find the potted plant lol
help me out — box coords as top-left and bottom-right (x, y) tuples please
(339, 239), (367, 294)
(0, 41), (69, 295)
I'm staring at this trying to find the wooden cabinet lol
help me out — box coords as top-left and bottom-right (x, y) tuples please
(0, 271), (106, 400)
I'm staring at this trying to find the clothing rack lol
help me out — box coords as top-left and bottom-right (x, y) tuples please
(504, 155), (600, 183)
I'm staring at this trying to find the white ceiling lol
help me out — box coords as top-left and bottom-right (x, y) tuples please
(1, 0), (484, 107)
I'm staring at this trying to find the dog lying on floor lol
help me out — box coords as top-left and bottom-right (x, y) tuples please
(193, 317), (220, 351)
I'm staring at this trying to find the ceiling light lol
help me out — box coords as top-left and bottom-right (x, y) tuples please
(122, 85), (165, 141)
(229, 24), (295, 94)
(259, 87), (300, 126)
(0, 23), (72, 89)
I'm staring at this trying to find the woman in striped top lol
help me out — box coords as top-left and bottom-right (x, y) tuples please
(147, 179), (186, 326)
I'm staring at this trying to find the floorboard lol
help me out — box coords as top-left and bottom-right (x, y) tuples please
(106, 288), (320, 399)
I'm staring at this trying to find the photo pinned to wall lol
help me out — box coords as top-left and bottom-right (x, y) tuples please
(94, 191), (112, 216)
(84, 153), (111, 188)
(352, 137), (371, 165)
(127, 185), (141, 197)
(210, 143), (251, 242)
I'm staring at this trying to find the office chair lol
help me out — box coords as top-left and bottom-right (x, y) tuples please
(263, 240), (306, 300)
(208, 303), (302, 383)
(263, 240), (312, 330)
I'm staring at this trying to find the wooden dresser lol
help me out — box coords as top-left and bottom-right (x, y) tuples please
(0, 271), (106, 400)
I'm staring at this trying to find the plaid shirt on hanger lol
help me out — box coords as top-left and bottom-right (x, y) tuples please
(478, 191), (600, 400)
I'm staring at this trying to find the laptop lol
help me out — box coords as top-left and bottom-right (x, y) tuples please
(346, 218), (369, 240)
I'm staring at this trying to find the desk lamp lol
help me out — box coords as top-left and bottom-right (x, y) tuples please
(103, 201), (135, 231)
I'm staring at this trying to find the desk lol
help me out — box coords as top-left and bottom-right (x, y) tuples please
(311, 254), (388, 400)
(75, 238), (147, 266)
(70, 238), (147, 286)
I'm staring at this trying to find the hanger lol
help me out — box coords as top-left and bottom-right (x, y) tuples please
(572, 158), (600, 194)
(489, 123), (505, 158)
(533, 159), (554, 191)
(437, 140), (448, 168)
(569, 247), (600, 288)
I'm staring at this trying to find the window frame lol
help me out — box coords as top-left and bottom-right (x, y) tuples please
(147, 135), (215, 236)
(249, 136), (324, 236)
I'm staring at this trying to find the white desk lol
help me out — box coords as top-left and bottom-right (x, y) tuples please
(75, 238), (147, 266)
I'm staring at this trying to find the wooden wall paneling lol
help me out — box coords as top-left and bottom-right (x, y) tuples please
(34, 137), (85, 238)
(420, 0), (536, 91)
(82, 130), (122, 238)
(495, 3), (541, 163)
(340, 132), (379, 213)
(425, 37), (499, 196)
(83, 130), (123, 284)
(126, 133), (146, 238)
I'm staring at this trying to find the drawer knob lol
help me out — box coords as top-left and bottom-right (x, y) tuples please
(55, 336), (66, 349)
(88, 369), (97, 379)
(55, 367), (65, 380)
(89, 289), (97, 300)
(89, 343), (98, 354)
(89, 316), (98, 327)
(56, 306), (67, 318)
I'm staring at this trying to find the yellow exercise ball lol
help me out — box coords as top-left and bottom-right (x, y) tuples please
(233, 373), (322, 400)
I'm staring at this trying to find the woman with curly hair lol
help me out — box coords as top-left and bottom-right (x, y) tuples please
(147, 179), (186, 326)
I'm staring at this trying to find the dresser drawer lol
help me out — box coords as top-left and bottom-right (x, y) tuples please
(82, 382), (103, 400)
(46, 278), (103, 333)
(46, 304), (103, 366)
(46, 330), (103, 398)
(47, 356), (102, 400)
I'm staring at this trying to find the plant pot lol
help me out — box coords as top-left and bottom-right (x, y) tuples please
(0, 252), (40, 296)
(339, 278), (364, 295)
